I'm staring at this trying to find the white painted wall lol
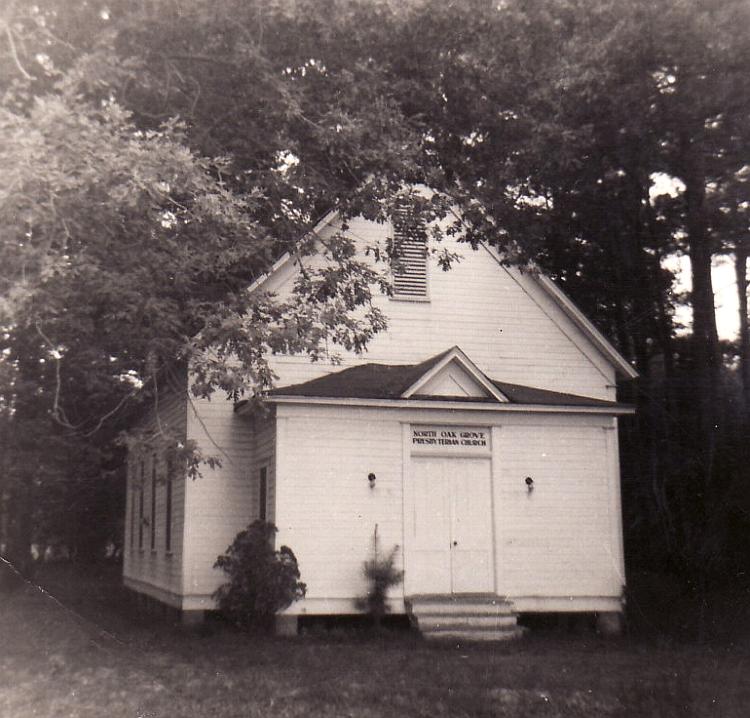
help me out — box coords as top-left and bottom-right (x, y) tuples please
(417, 362), (488, 397)
(261, 216), (617, 400)
(126, 213), (629, 614)
(180, 395), (257, 608)
(491, 417), (625, 602)
(125, 382), (278, 608)
(123, 386), (187, 606)
(131, 392), (625, 614)
(251, 412), (277, 525)
(274, 403), (624, 616)
(274, 404), (405, 615)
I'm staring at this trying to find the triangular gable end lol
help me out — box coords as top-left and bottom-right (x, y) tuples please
(415, 363), (492, 398)
(247, 206), (637, 381)
(401, 346), (509, 402)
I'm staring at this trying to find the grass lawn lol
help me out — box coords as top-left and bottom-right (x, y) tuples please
(2, 563), (749, 717)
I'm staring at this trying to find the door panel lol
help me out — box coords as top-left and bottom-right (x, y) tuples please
(407, 456), (494, 595)
(410, 458), (451, 593)
(450, 459), (494, 593)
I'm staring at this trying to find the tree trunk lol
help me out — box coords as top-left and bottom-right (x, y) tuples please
(683, 145), (721, 473)
(735, 238), (750, 415)
(0, 417), (7, 556)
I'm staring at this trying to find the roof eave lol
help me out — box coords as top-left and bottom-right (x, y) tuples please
(247, 210), (339, 294)
(263, 395), (635, 415)
(534, 273), (639, 380)
(400, 345), (510, 402)
(247, 204), (638, 381)
(479, 243), (638, 380)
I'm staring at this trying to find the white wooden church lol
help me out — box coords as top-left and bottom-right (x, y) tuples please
(123, 208), (637, 640)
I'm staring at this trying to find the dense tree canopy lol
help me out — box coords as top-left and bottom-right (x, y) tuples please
(1, 0), (749, 616)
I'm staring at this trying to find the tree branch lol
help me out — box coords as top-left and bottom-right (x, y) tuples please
(34, 323), (78, 430)
(4, 24), (32, 80)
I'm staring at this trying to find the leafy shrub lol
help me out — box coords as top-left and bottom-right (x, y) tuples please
(355, 527), (404, 627)
(213, 520), (306, 629)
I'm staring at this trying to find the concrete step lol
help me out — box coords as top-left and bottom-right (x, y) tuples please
(409, 593), (509, 603)
(409, 598), (515, 617)
(407, 594), (524, 642)
(423, 626), (526, 642)
(416, 613), (519, 631)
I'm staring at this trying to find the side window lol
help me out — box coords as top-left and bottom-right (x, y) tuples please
(165, 452), (173, 553)
(138, 459), (145, 550)
(150, 454), (157, 551)
(259, 466), (268, 522)
(128, 461), (135, 553)
(391, 207), (428, 300)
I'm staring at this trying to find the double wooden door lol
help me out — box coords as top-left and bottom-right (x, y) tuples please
(407, 456), (494, 594)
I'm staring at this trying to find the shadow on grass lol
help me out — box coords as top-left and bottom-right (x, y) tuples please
(1, 561), (748, 718)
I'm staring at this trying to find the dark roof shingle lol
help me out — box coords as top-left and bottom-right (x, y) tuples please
(262, 349), (626, 408)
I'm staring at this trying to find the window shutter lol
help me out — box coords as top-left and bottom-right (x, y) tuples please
(165, 452), (173, 553)
(138, 460), (144, 550)
(150, 455), (157, 551)
(129, 469), (136, 552)
(259, 467), (268, 522)
(392, 208), (427, 298)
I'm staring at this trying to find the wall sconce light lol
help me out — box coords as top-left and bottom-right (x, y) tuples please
(525, 476), (534, 494)
(368, 472), (377, 489)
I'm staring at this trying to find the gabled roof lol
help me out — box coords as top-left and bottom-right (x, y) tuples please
(255, 347), (629, 410)
(247, 209), (638, 380)
(501, 255), (638, 380)
(246, 210), (338, 295)
(266, 348), (453, 401)
(400, 346), (509, 402)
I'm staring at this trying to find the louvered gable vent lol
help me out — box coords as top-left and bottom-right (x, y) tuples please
(392, 207), (428, 298)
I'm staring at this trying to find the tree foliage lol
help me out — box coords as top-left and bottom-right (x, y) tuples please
(213, 521), (306, 628)
(355, 527), (403, 627)
(1, 0), (749, 618)
(0, 1), (455, 565)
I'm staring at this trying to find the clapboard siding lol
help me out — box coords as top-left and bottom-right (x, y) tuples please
(182, 395), (256, 602)
(494, 421), (624, 598)
(125, 210), (630, 616)
(275, 405), (405, 607)
(127, 386), (625, 611)
(123, 384), (187, 599)
(274, 404), (622, 611)
(262, 216), (617, 400)
(252, 414), (276, 524)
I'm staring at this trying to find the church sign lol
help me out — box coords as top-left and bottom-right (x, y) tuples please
(410, 425), (491, 454)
